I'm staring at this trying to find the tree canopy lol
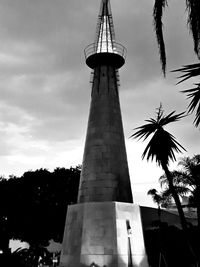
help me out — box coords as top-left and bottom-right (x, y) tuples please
(0, 166), (81, 251)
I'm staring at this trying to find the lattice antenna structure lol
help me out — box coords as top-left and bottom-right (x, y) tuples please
(84, 0), (126, 70)
(94, 0), (115, 51)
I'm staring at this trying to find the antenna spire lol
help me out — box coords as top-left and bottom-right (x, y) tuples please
(84, 0), (126, 69)
(95, 0), (115, 52)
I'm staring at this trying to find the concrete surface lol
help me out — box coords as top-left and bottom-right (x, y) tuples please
(60, 202), (148, 267)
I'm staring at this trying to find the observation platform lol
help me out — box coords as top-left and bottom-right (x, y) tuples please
(84, 41), (126, 69)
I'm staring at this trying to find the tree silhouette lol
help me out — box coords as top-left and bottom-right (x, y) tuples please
(173, 64), (200, 128)
(131, 106), (198, 263)
(0, 166), (81, 252)
(153, 1), (200, 127)
(153, 0), (200, 75)
(131, 105), (187, 230)
(159, 155), (200, 228)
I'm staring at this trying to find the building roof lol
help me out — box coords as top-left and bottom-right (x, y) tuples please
(140, 206), (197, 230)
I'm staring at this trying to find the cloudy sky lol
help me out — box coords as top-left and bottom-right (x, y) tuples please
(0, 0), (199, 207)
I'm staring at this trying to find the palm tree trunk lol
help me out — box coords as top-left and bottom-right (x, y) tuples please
(162, 164), (198, 264)
(162, 164), (188, 231)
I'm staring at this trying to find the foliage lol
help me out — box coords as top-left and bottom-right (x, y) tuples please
(153, 1), (200, 127)
(159, 155), (200, 202)
(0, 166), (81, 251)
(14, 246), (52, 267)
(147, 188), (172, 209)
(173, 63), (200, 127)
(131, 105), (191, 238)
(158, 155), (200, 226)
(147, 189), (163, 207)
(131, 105), (185, 167)
(0, 246), (52, 267)
(153, 0), (167, 76)
(153, 0), (200, 74)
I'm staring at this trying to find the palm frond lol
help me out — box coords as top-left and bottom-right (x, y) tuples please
(172, 63), (200, 84)
(163, 185), (190, 197)
(131, 110), (185, 141)
(158, 188), (173, 209)
(147, 188), (163, 204)
(159, 170), (191, 189)
(186, 0), (200, 58)
(153, 0), (168, 75)
(142, 129), (186, 166)
(162, 187), (172, 198)
(131, 108), (185, 167)
(172, 171), (192, 187)
(176, 186), (191, 195)
(172, 63), (200, 127)
(130, 122), (159, 141)
(178, 156), (198, 173)
(147, 188), (158, 196)
(182, 84), (200, 127)
(159, 111), (186, 126)
(159, 173), (168, 188)
(178, 155), (200, 186)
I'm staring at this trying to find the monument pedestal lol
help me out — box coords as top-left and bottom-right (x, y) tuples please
(59, 202), (149, 267)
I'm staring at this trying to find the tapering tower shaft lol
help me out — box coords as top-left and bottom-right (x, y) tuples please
(78, 64), (133, 203)
(78, 0), (133, 203)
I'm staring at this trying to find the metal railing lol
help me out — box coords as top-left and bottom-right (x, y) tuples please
(84, 41), (127, 60)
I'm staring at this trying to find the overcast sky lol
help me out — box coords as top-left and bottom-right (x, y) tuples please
(0, 0), (199, 207)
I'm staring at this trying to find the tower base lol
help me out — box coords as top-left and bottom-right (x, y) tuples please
(59, 202), (149, 267)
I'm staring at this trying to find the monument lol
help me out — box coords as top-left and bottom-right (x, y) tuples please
(59, 1), (149, 266)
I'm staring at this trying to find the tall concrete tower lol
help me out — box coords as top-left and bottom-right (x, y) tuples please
(78, 0), (133, 204)
(59, 1), (149, 267)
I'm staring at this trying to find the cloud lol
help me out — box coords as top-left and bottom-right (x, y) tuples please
(0, 0), (198, 209)
(0, 0), (95, 149)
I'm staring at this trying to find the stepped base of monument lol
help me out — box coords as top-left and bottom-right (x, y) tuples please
(59, 202), (149, 267)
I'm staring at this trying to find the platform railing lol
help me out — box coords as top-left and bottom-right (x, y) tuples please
(84, 41), (127, 61)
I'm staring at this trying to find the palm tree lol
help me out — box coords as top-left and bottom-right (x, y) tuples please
(147, 188), (169, 267)
(153, 1), (200, 128)
(148, 188), (172, 210)
(131, 106), (200, 262)
(147, 188), (163, 222)
(179, 155), (200, 226)
(159, 170), (192, 200)
(172, 64), (200, 128)
(148, 189), (163, 209)
(153, 0), (200, 75)
(130, 105), (188, 231)
(160, 155), (200, 227)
